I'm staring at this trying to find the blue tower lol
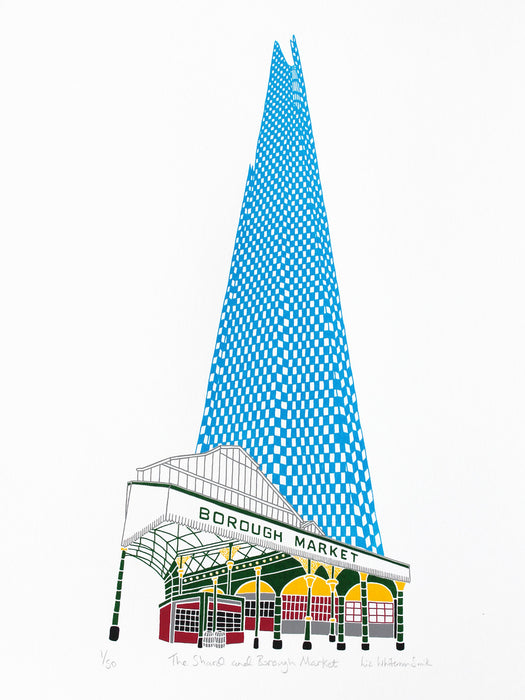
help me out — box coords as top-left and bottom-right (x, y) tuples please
(196, 37), (383, 555)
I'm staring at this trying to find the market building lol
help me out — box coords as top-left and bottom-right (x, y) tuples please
(109, 37), (410, 651)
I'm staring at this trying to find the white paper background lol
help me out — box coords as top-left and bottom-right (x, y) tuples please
(1, 1), (523, 697)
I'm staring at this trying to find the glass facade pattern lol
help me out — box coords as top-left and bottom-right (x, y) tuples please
(196, 37), (383, 554)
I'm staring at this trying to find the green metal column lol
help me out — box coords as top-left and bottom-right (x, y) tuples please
(109, 549), (126, 641)
(395, 581), (405, 650)
(198, 593), (205, 648)
(272, 594), (282, 649)
(328, 578), (337, 642)
(303, 573), (315, 650)
(360, 573), (369, 651)
(254, 566), (261, 649)
(336, 595), (346, 651)
(212, 576), (218, 632)
(226, 560), (233, 596)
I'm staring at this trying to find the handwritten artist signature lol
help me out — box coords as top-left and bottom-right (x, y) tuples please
(361, 656), (432, 669)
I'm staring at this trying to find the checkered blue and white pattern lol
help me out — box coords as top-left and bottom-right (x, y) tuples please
(196, 37), (383, 555)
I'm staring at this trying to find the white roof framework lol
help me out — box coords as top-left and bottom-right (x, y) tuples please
(122, 447), (410, 583)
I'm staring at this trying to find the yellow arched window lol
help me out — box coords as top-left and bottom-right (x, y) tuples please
(236, 581), (275, 595)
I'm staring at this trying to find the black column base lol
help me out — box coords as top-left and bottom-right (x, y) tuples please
(396, 642), (405, 651)
(197, 637), (203, 648)
(361, 642), (370, 651)
(329, 634), (336, 642)
(253, 637), (259, 649)
(302, 640), (312, 650)
(336, 642), (346, 651)
(109, 626), (120, 642)
(272, 639), (283, 650)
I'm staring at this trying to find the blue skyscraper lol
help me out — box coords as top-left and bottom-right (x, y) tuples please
(196, 37), (383, 555)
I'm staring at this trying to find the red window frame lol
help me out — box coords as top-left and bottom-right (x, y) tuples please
(282, 595), (331, 621)
(345, 601), (362, 623)
(311, 596), (330, 621)
(282, 595), (307, 620)
(368, 601), (394, 624)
